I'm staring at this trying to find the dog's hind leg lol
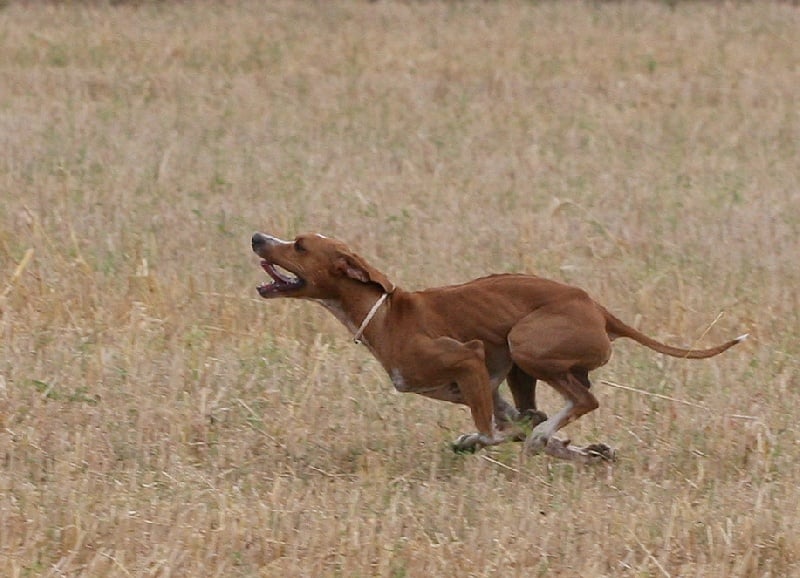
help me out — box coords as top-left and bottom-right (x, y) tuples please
(492, 390), (520, 426)
(507, 307), (615, 462)
(507, 364), (548, 428)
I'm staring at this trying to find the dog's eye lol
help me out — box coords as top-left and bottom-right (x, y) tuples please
(294, 239), (307, 253)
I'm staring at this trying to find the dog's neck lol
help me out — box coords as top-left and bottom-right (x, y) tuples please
(353, 292), (389, 344)
(315, 287), (391, 349)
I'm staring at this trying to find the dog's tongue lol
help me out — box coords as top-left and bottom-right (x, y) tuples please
(262, 261), (292, 283)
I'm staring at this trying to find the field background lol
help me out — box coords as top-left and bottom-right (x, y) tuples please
(1, 1), (799, 576)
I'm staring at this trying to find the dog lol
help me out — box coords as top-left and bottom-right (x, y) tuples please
(251, 232), (746, 463)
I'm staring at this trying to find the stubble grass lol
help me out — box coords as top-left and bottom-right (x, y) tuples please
(1, 1), (799, 576)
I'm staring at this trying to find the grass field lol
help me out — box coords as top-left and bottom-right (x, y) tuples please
(1, 1), (799, 576)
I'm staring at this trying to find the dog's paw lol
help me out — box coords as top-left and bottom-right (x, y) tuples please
(520, 409), (548, 428)
(540, 439), (616, 464)
(451, 432), (493, 454)
(524, 430), (549, 455)
(583, 443), (617, 462)
(451, 443), (477, 455)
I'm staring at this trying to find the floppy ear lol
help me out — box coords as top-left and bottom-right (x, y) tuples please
(335, 251), (395, 294)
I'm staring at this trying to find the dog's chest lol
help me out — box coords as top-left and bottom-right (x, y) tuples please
(388, 368), (463, 402)
(390, 368), (411, 392)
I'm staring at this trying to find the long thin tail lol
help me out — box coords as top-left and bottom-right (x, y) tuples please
(602, 308), (748, 359)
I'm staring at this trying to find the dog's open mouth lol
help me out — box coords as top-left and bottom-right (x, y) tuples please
(257, 260), (305, 297)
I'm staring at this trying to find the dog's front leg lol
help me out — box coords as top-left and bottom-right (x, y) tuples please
(399, 336), (509, 453)
(428, 338), (508, 453)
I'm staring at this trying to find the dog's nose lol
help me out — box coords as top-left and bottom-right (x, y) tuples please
(252, 232), (268, 251)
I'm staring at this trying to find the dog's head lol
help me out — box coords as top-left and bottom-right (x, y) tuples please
(251, 232), (395, 300)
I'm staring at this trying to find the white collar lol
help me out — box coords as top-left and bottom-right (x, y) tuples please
(353, 293), (388, 345)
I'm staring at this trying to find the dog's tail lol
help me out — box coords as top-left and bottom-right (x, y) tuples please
(602, 307), (748, 359)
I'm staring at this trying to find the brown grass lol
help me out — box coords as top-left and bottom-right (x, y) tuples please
(1, 1), (799, 576)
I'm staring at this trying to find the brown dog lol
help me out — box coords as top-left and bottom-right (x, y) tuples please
(252, 232), (746, 463)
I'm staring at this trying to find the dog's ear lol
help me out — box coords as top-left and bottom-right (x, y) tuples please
(335, 251), (395, 294)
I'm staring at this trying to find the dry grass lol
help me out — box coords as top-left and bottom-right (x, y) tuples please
(1, 0), (799, 576)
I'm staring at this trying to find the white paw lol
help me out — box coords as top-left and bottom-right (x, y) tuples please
(524, 423), (550, 454)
